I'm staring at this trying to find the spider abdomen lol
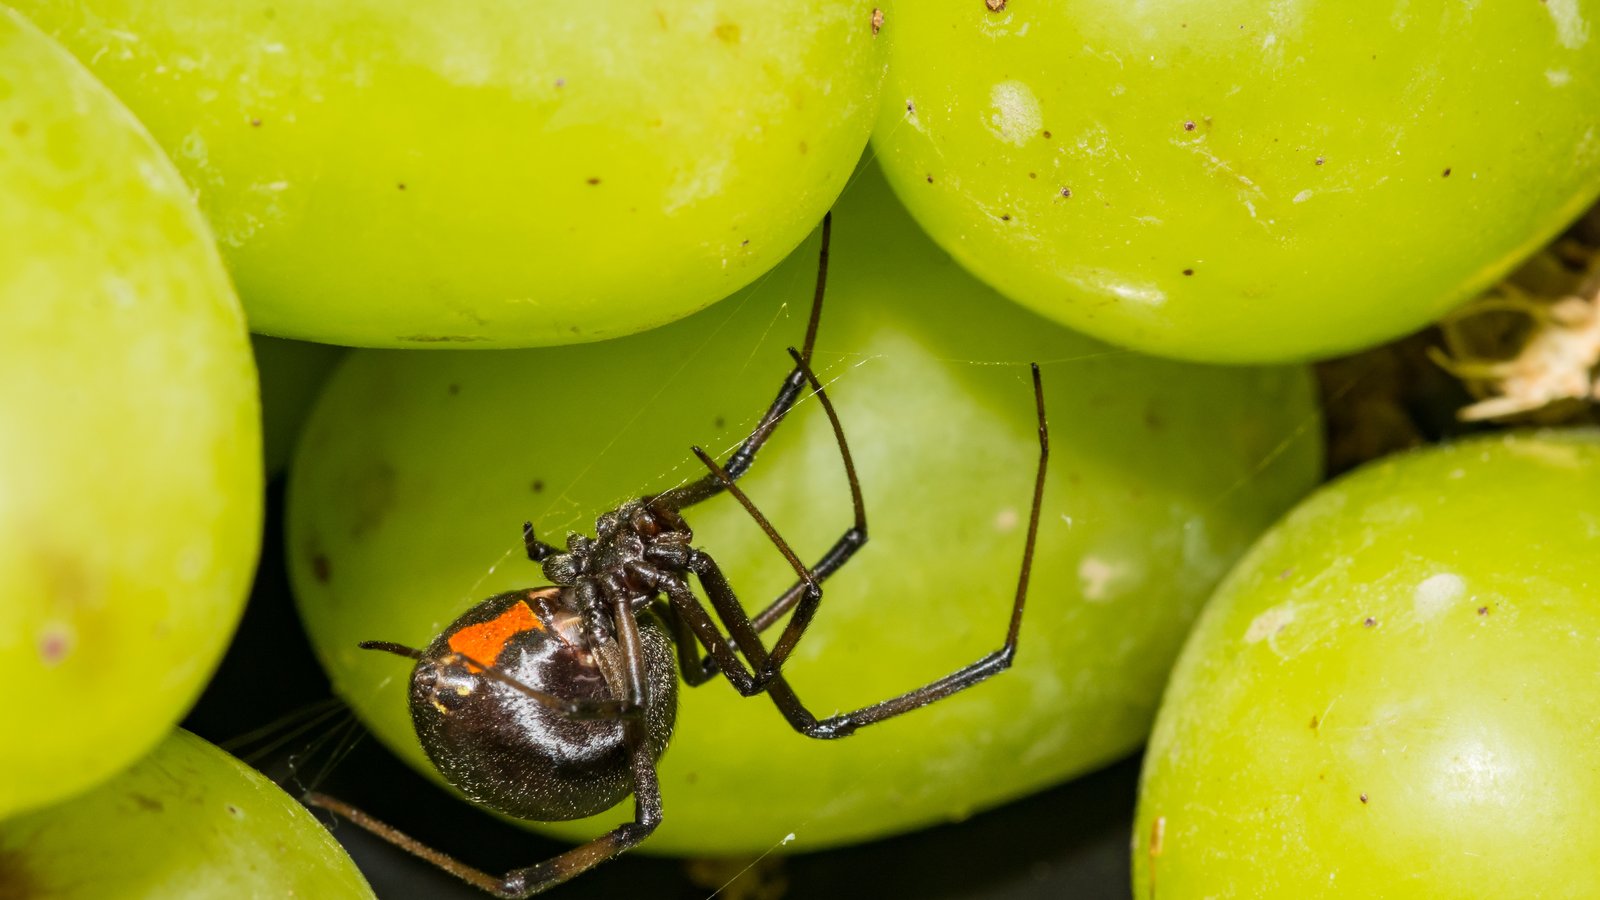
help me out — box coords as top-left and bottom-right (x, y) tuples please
(408, 590), (677, 821)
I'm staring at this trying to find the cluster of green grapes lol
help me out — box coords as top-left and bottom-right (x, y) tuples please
(3, 1), (1598, 897)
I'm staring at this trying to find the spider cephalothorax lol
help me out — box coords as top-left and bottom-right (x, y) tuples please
(538, 501), (692, 606)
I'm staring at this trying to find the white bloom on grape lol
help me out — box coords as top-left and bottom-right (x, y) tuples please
(1414, 572), (1466, 621)
(986, 80), (1041, 147)
(1546, 0), (1590, 49)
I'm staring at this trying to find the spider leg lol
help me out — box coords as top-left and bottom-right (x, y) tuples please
(659, 569), (776, 691)
(653, 214), (832, 511)
(680, 365), (1049, 740)
(679, 346), (868, 683)
(310, 600), (664, 898)
(522, 521), (561, 562)
(653, 600), (720, 687)
(623, 551), (778, 691)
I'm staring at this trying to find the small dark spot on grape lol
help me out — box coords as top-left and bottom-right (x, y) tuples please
(447, 383), (461, 396)
(1059, 187), (1071, 198)
(1182, 268), (1194, 276)
(531, 479), (544, 494)
(1442, 167), (1452, 177)
(1000, 213), (1012, 221)
(1042, 130), (1052, 139)
(1363, 616), (1377, 627)
(38, 630), (69, 665)
(1315, 156), (1326, 166)
(986, 0), (1007, 10)
(554, 78), (565, 88)
(312, 554), (331, 584)
(798, 140), (808, 154)
(1278, 568), (1292, 579)
(132, 793), (164, 812)
(11, 120), (28, 138)
(250, 118), (262, 127)
(906, 99), (916, 114)
(397, 182), (407, 191)
(740, 239), (750, 247)
(586, 177), (601, 185)
(685, 771), (699, 785)
(714, 416), (726, 429)
(227, 804), (243, 817)
(871, 8), (884, 34)
(1027, 171), (1037, 178)
(926, 174), (935, 183)
(1309, 715), (1319, 730)
(1359, 793), (1369, 805)
(1183, 120), (1196, 132)
(714, 22), (741, 44)
(1478, 606), (1489, 616)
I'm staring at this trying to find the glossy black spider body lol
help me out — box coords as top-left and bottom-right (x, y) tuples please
(407, 583), (678, 824)
(309, 215), (1051, 897)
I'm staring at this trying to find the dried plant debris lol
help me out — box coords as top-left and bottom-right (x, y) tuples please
(1316, 207), (1600, 474)
(1316, 329), (1478, 477)
(1431, 225), (1600, 423)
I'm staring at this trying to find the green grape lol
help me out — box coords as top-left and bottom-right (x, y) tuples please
(1135, 431), (1600, 897)
(872, 0), (1600, 364)
(253, 335), (347, 478)
(0, 11), (261, 818)
(17, 0), (890, 348)
(0, 729), (374, 898)
(288, 163), (1321, 854)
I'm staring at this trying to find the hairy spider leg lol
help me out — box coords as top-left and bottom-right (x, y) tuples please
(520, 214), (853, 576)
(653, 212), (832, 511)
(649, 212), (870, 681)
(522, 521), (560, 563)
(666, 364), (1049, 739)
(666, 347), (868, 685)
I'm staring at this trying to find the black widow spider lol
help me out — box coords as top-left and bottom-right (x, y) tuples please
(307, 214), (1051, 897)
